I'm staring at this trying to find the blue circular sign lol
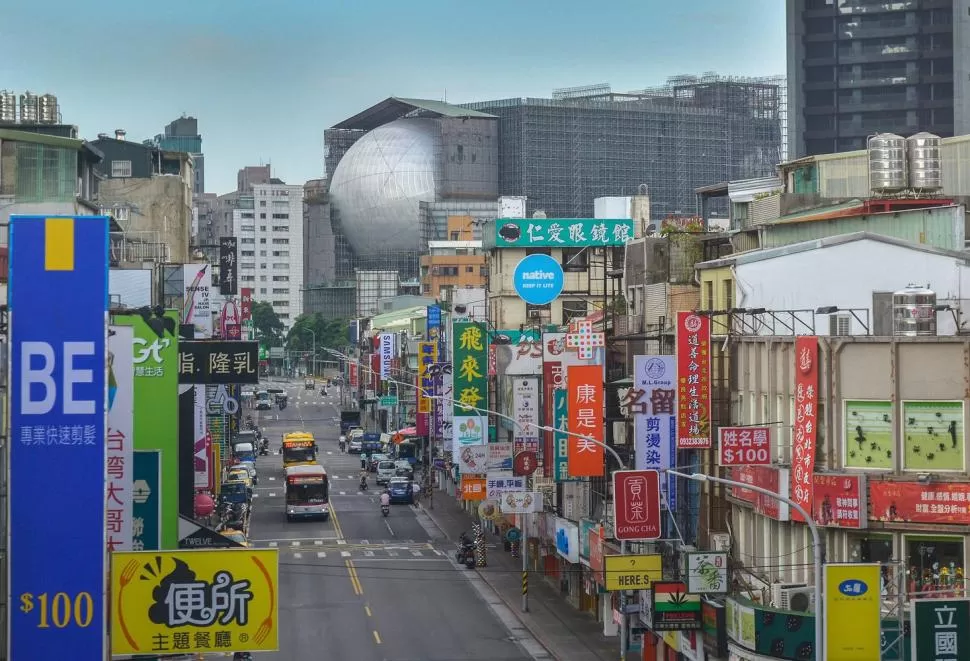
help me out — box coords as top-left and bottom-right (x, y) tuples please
(513, 254), (564, 305)
(838, 579), (869, 596)
(506, 528), (522, 543)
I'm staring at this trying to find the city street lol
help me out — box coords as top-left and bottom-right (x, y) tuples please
(249, 379), (535, 660)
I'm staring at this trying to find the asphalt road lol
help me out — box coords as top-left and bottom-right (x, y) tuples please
(248, 378), (534, 661)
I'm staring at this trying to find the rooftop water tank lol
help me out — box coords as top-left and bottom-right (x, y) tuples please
(868, 133), (908, 193)
(892, 284), (937, 336)
(907, 132), (943, 192)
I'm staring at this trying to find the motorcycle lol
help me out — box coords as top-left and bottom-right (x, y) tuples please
(456, 533), (475, 568)
(381, 504), (389, 517)
(359, 475), (368, 491)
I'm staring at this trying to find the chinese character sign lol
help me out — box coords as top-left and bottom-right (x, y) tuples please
(567, 364), (604, 477)
(791, 336), (819, 523)
(108, 325), (135, 552)
(240, 288), (253, 322)
(633, 355), (677, 486)
(911, 598), (970, 661)
(613, 470), (662, 540)
(182, 263), (213, 338)
(492, 217), (635, 248)
(452, 321), (489, 418)
(218, 236), (237, 296)
(824, 563), (881, 661)
(110, 549), (279, 655)
(8, 215), (109, 660)
(718, 427), (771, 466)
(812, 474), (866, 529)
(177, 341), (260, 385)
(676, 312), (711, 448)
(417, 341), (437, 414)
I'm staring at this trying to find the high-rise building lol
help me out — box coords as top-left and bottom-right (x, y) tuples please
(232, 175), (304, 328)
(152, 116), (204, 196)
(787, 0), (969, 158)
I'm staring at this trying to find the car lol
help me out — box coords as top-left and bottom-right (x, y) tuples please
(348, 428), (364, 440)
(227, 468), (252, 489)
(368, 453), (389, 472)
(376, 460), (397, 485)
(221, 529), (249, 547)
(387, 478), (413, 504)
(305, 378), (315, 390)
(234, 461), (258, 487)
(348, 438), (364, 454)
(393, 459), (414, 479)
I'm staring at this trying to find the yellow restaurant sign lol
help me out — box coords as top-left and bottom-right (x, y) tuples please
(110, 549), (279, 655)
(604, 554), (662, 591)
(823, 562), (881, 661)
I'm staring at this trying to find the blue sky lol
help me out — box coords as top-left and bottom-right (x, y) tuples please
(1, 0), (785, 194)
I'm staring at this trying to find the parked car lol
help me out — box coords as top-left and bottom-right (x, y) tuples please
(376, 460), (397, 486)
(368, 453), (389, 472)
(305, 378), (315, 390)
(348, 437), (364, 454)
(393, 459), (414, 479)
(387, 478), (413, 504)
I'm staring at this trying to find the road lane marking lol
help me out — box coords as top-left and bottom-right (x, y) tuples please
(411, 550), (423, 557)
(269, 493), (277, 497)
(314, 540), (323, 545)
(384, 520), (394, 536)
(372, 631), (382, 644)
(365, 605), (372, 617)
(337, 539), (347, 545)
(345, 560), (362, 595)
(269, 542), (278, 547)
(290, 541), (300, 547)
(341, 551), (351, 557)
(293, 552), (302, 559)
(363, 550), (374, 557)
(317, 551), (327, 558)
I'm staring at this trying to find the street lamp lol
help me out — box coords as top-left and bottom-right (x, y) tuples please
(666, 469), (824, 660)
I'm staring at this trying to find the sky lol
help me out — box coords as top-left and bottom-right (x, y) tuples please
(1, 0), (786, 195)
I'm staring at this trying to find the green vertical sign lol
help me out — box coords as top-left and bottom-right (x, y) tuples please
(132, 450), (161, 550)
(911, 598), (970, 661)
(115, 311), (180, 549)
(452, 321), (489, 444)
(553, 390), (577, 481)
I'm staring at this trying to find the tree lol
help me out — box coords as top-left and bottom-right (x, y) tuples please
(286, 313), (349, 356)
(252, 301), (285, 345)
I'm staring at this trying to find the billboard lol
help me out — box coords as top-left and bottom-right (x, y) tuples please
(632, 355), (677, 508)
(176, 340), (259, 384)
(110, 549), (279, 655)
(491, 218), (635, 248)
(107, 325), (135, 551)
(452, 322), (488, 447)
(613, 470), (662, 541)
(218, 236), (237, 295)
(417, 341), (437, 414)
(182, 263), (213, 338)
(567, 364), (604, 477)
(379, 332), (395, 379)
(676, 312), (711, 448)
(791, 336), (819, 523)
(8, 215), (109, 659)
(115, 310), (181, 549)
(824, 563), (881, 660)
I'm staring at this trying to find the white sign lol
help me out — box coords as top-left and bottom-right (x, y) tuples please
(107, 326), (134, 551)
(486, 471), (526, 499)
(487, 442), (513, 471)
(379, 332), (395, 379)
(554, 516), (580, 563)
(685, 552), (729, 594)
(499, 491), (543, 514)
(494, 334), (543, 376)
(193, 384), (208, 489)
(632, 355), (676, 502)
(457, 444), (488, 474)
(512, 377), (539, 439)
(453, 414), (486, 453)
(182, 263), (213, 338)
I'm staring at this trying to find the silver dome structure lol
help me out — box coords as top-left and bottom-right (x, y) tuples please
(329, 118), (441, 257)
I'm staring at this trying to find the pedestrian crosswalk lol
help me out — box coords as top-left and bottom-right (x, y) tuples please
(250, 538), (444, 560)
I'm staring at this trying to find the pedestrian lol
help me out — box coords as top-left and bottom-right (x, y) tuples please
(411, 479), (421, 506)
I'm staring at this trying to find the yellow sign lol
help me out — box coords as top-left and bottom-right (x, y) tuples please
(110, 549), (279, 655)
(417, 341), (438, 414)
(604, 554), (662, 591)
(824, 563), (881, 661)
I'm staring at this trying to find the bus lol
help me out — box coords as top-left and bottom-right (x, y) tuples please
(282, 432), (317, 468)
(396, 440), (418, 465)
(284, 463), (329, 521)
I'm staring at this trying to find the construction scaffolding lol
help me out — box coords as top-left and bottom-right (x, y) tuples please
(463, 73), (786, 219)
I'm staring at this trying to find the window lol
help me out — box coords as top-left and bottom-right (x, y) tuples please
(722, 279), (734, 311)
(111, 160), (132, 178)
(829, 314), (851, 336)
(272, 213), (289, 220)
(704, 281), (714, 309)
(272, 238), (289, 245)
(272, 251), (290, 257)
(260, 226), (266, 232)
(272, 300), (289, 307)
(272, 225), (290, 232)
(561, 248), (588, 272)
(241, 225), (255, 232)
(272, 275), (289, 282)
(260, 213), (266, 219)
(241, 250), (255, 257)
(272, 288), (290, 295)
(259, 288), (267, 294)
(259, 238), (266, 244)
(240, 238), (255, 244)
(466, 266), (475, 273)
(526, 248), (552, 256)
(906, 536), (964, 594)
(241, 212), (254, 219)
(273, 263), (288, 269)
(562, 300), (587, 322)
(259, 250), (266, 256)
(259, 200), (266, 207)
(450, 231), (460, 240)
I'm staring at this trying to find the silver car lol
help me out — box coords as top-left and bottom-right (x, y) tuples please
(376, 460), (397, 485)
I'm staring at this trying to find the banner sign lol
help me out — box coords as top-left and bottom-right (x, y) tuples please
(240, 288), (253, 322)
(676, 312), (711, 449)
(604, 554), (662, 592)
(379, 333), (395, 379)
(193, 385), (209, 489)
(457, 444), (488, 474)
(613, 470), (662, 541)
(426, 305), (441, 337)
(107, 325), (135, 552)
(452, 321), (488, 448)
(824, 563), (881, 661)
(812, 473), (866, 529)
(177, 341), (259, 384)
(632, 355), (677, 508)
(218, 236), (237, 295)
(417, 341), (437, 414)
(132, 450), (162, 551)
(652, 581), (702, 630)
(685, 552), (728, 594)
(567, 364), (604, 477)
(109, 549), (279, 655)
(552, 389), (574, 481)
(460, 476), (487, 501)
(493, 329), (542, 375)
(911, 598), (970, 661)
(491, 218), (635, 248)
(499, 491), (543, 514)
(9, 215), (109, 659)
(718, 427), (771, 466)
(486, 472), (526, 499)
(791, 336), (819, 522)
(182, 263), (213, 338)
(730, 466), (791, 521)
(869, 481), (970, 525)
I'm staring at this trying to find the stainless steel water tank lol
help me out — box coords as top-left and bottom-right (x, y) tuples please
(907, 132), (943, 191)
(892, 285), (937, 336)
(868, 133), (908, 193)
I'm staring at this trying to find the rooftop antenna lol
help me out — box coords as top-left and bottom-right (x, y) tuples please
(443, 88), (447, 103)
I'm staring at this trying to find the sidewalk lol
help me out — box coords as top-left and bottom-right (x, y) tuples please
(418, 490), (623, 661)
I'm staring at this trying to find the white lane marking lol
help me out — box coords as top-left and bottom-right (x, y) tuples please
(384, 520), (395, 536)
(291, 541), (301, 547)
(433, 549), (444, 556)
(363, 550), (374, 557)
(314, 540), (324, 546)
(411, 550), (423, 557)
(337, 539), (347, 545)
(269, 542), (278, 547)
(340, 551), (351, 558)
(387, 551), (398, 557)
(269, 493), (277, 497)
(360, 539), (369, 544)
(317, 552), (327, 558)
(268, 477), (276, 481)
(294, 552), (303, 559)
(339, 491), (346, 495)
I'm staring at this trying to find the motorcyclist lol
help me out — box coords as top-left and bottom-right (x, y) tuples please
(380, 490), (390, 507)
(359, 470), (368, 490)
(338, 434), (346, 452)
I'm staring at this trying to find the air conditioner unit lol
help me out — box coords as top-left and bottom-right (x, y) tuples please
(770, 582), (806, 609)
(528, 308), (544, 320)
(711, 533), (731, 552)
(779, 586), (815, 613)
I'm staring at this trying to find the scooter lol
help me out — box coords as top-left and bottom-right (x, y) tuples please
(381, 504), (389, 517)
(456, 534), (476, 568)
(359, 476), (368, 491)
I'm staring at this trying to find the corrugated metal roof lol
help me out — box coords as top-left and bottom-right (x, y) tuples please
(696, 231), (970, 270)
(0, 127), (85, 150)
(727, 176), (783, 203)
(392, 97), (496, 119)
(772, 199), (867, 224)
(370, 305), (428, 330)
(331, 97), (496, 130)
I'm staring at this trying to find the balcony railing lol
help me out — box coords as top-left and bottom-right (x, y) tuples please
(110, 235), (170, 264)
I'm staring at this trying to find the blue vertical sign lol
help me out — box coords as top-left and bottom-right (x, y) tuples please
(8, 216), (109, 660)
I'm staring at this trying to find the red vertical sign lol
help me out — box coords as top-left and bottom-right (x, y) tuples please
(349, 363), (358, 388)
(240, 288), (253, 321)
(542, 360), (564, 478)
(791, 336), (819, 523)
(370, 353), (380, 391)
(676, 312), (711, 449)
(567, 364), (604, 477)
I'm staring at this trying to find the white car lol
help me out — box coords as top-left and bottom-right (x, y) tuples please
(376, 460), (397, 485)
(348, 438), (363, 453)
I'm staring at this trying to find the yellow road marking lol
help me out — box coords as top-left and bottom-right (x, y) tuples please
(329, 497), (345, 540)
(44, 217), (75, 271)
(373, 631), (382, 645)
(345, 559), (363, 595)
(365, 605), (372, 617)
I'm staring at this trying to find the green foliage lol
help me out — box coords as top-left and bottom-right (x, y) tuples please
(286, 313), (349, 356)
(251, 301), (284, 344)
